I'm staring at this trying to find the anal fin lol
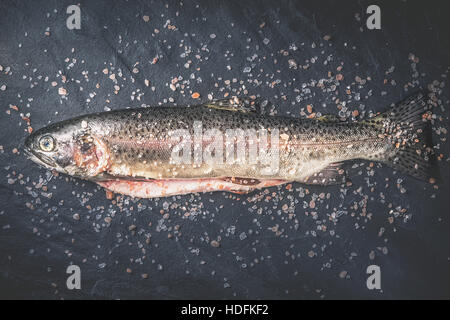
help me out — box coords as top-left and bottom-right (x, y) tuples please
(301, 163), (346, 186)
(222, 177), (261, 185)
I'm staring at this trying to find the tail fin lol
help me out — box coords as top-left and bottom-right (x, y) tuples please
(367, 91), (440, 183)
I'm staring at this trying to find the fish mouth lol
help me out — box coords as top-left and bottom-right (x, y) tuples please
(23, 147), (58, 171)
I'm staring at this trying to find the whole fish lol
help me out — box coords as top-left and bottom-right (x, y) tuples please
(24, 92), (438, 198)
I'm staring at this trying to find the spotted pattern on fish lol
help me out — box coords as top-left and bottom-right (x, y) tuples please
(24, 92), (439, 198)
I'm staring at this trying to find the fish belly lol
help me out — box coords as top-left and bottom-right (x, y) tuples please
(97, 178), (288, 198)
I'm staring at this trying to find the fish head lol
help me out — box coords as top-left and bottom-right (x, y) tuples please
(24, 119), (110, 178)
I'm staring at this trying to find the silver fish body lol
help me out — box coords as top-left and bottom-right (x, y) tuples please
(25, 93), (438, 198)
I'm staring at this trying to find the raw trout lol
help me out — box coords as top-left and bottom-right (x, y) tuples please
(24, 93), (438, 198)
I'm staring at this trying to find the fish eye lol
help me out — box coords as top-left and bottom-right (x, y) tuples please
(39, 135), (55, 152)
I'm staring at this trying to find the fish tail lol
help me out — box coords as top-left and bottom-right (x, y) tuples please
(365, 91), (440, 183)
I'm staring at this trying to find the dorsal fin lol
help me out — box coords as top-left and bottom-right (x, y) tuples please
(316, 114), (341, 123)
(203, 96), (260, 113)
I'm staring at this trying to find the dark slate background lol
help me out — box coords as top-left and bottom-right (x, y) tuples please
(0, 0), (449, 299)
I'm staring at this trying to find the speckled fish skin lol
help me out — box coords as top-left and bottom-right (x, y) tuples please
(24, 92), (438, 198)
